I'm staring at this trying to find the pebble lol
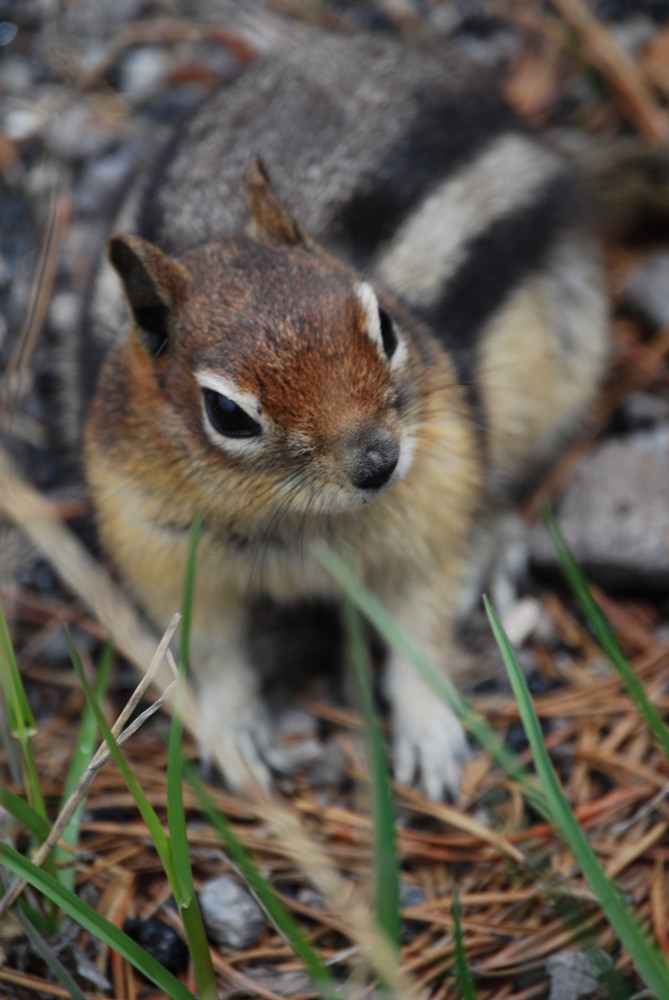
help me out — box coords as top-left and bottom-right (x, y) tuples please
(120, 47), (172, 101)
(48, 291), (80, 338)
(400, 879), (428, 943)
(244, 968), (315, 996)
(400, 879), (427, 909)
(547, 948), (612, 1000)
(3, 107), (43, 141)
(296, 885), (326, 909)
(530, 431), (669, 591)
(199, 873), (267, 950)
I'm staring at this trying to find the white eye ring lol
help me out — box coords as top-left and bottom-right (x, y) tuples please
(356, 281), (407, 369)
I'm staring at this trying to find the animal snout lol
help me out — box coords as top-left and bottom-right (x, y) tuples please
(349, 429), (400, 491)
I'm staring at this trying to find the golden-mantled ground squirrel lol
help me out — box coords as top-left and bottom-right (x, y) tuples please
(80, 34), (612, 799)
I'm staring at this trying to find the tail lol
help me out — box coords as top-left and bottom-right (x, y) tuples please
(572, 137), (669, 238)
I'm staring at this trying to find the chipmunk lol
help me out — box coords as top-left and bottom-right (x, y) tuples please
(78, 33), (614, 800)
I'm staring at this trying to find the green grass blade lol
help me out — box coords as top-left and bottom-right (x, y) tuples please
(544, 507), (669, 763)
(15, 897), (54, 932)
(64, 629), (178, 890)
(0, 601), (58, 921)
(56, 640), (114, 892)
(0, 787), (51, 841)
(167, 514), (217, 1000)
(178, 511), (201, 673)
(13, 903), (89, 1000)
(0, 601), (36, 739)
(0, 600), (47, 825)
(167, 692), (191, 906)
(318, 546), (548, 819)
(485, 596), (669, 999)
(452, 891), (476, 1000)
(0, 844), (195, 1000)
(186, 766), (339, 1000)
(345, 600), (400, 954)
(179, 894), (217, 1000)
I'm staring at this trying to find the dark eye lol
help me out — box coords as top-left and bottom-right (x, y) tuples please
(202, 388), (261, 438)
(378, 307), (398, 360)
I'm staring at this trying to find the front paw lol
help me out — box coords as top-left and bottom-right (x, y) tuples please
(391, 688), (470, 801)
(198, 691), (290, 794)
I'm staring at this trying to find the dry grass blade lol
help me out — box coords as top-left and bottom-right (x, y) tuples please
(0, 967), (103, 1000)
(0, 614), (180, 919)
(551, 0), (669, 141)
(396, 786), (526, 865)
(0, 445), (197, 723)
(1, 184), (69, 430)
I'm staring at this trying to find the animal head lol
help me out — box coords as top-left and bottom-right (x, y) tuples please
(107, 160), (420, 529)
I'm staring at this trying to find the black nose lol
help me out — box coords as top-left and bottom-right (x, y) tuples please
(350, 433), (400, 491)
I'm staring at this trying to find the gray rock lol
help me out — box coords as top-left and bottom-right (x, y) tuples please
(547, 948), (612, 1000)
(3, 106), (44, 142)
(120, 47), (172, 101)
(199, 873), (266, 950)
(622, 250), (669, 330)
(276, 706), (318, 742)
(48, 291), (79, 338)
(530, 431), (669, 591)
(296, 886), (326, 910)
(245, 968), (314, 996)
(400, 879), (427, 909)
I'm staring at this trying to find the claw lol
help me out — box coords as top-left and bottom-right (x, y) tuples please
(197, 692), (288, 794)
(391, 684), (470, 801)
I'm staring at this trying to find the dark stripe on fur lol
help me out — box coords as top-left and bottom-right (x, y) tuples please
(136, 123), (193, 247)
(412, 170), (582, 434)
(333, 93), (519, 267)
(422, 170), (581, 382)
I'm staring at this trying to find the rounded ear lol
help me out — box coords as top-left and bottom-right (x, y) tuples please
(245, 156), (304, 246)
(108, 234), (190, 358)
